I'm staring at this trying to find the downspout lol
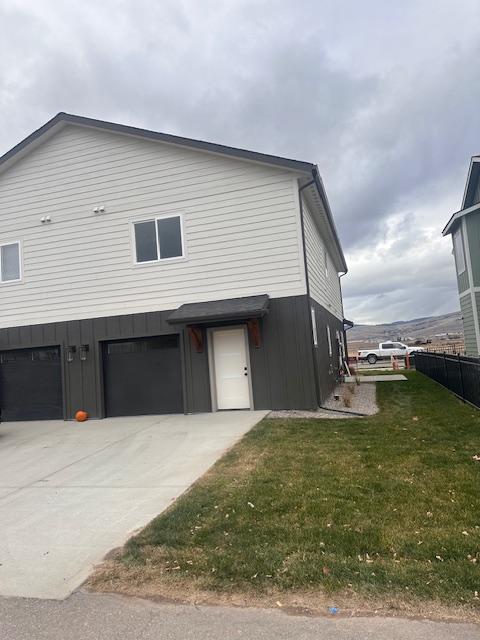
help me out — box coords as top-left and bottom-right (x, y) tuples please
(298, 178), (321, 407)
(339, 271), (348, 355)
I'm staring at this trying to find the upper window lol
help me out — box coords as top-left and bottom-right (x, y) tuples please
(453, 228), (466, 275)
(133, 215), (184, 263)
(324, 248), (328, 277)
(0, 242), (21, 283)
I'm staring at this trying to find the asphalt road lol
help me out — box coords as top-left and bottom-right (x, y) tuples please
(0, 592), (478, 640)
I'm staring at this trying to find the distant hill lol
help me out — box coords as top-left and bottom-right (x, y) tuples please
(348, 311), (463, 343)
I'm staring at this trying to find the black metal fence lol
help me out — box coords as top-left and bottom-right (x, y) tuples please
(415, 351), (480, 407)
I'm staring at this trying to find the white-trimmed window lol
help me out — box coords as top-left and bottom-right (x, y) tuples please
(337, 330), (344, 359)
(133, 214), (185, 263)
(0, 242), (21, 283)
(311, 307), (318, 346)
(453, 227), (466, 275)
(326, 325), (332, 357)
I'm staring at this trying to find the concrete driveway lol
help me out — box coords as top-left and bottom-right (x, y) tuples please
(0, 410), (267, 600)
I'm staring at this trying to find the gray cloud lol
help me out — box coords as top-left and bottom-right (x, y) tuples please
(0, 0), (477, 322)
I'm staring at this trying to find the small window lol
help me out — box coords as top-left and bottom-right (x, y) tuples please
(134, 215), (184, 263)
(34, 348), (61, 361)
(0, 242), (21, 282)
(326, 325), (332, 357)
(324, 248), (328, 277)
(453, 228), (466, 275)
(311, 307), (318, 346)
(337, 330), (345, 358)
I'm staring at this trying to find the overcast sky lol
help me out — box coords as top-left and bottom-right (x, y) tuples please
(1, 0), (479, 324)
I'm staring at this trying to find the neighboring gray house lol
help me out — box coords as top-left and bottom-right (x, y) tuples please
(0, 113), (347, 421)
(443, 156), (480, 355)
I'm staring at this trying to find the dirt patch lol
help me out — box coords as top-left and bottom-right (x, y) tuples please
(87, 562), (480, 623)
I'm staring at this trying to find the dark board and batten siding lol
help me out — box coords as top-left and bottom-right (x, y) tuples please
(310, 298), (344, 404)
(0, 295), (320, 418)
(249, 296), (317, 410)
(0, 311), (185, 419)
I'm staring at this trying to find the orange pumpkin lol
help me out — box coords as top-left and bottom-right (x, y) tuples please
(75, 410), (88, 422)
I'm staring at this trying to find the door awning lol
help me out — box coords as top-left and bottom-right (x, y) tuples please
(168, 294), (270, 325)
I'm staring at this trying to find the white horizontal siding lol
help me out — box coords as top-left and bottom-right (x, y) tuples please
(302, 197), (343, 320)
(0, 126), (306, 328)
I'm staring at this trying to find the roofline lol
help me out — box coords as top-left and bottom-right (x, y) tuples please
(311, 167), (348, 273)
(0, 112), (315, 175)
(442, 201), (480, 236)
(461, 156), (480, 210)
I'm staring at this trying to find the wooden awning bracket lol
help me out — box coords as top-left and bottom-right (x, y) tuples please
(247, 318), (261, 348)
(188, 326), (204, 353)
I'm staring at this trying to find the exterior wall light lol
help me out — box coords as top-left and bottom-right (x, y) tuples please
(66, 346), (76, 362)
(79, 344), (89, 361)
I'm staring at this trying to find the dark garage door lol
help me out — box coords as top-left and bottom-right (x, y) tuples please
(0, 347), (63, 421)
(103, 335), (183, 417)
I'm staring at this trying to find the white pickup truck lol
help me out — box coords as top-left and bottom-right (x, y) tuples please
(358, 342), (424, 365)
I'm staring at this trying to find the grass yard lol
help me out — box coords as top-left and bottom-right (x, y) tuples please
(90, 372), (480, 619)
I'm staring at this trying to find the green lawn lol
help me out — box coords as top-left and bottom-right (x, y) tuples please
(90, 372), (480, 613)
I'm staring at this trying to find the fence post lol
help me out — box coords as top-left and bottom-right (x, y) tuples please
(443, 352), (448, 386)
(458, 353), (465, 401)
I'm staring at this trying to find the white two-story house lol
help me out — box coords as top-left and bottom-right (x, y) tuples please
(0, 113), (347, 421)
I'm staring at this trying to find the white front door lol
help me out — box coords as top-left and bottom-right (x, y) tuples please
(212, 327), (251, 410)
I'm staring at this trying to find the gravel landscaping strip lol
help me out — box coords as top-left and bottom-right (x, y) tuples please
(323, 381), (378, 415)
(269, 381), (378, 419)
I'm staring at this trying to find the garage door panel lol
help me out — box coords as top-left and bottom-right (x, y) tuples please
(103, 335), (183, 417)
(0, 347), (63, 421)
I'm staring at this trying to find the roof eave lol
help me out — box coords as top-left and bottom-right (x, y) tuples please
(308, 167), (348, 273)
(0, 113), (67, 176)
(442, 201), (480, 236)
(0, 112), (316, 177)
(461, 157), (480, 210)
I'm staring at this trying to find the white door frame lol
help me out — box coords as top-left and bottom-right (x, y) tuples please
(207, 325), (254, 411)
